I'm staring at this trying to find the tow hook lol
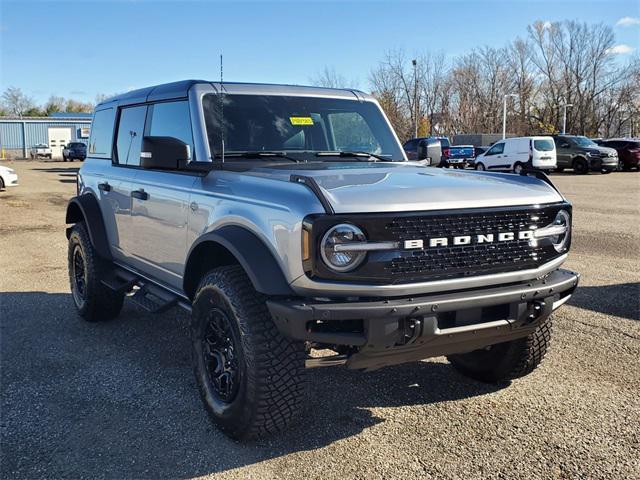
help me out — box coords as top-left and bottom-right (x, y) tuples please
(528, 300), (547, 322)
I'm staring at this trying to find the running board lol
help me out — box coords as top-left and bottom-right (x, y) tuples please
(101, 267), (191, 314)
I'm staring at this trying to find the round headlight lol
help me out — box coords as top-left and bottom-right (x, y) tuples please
(551, 210), (571, 252)
(320, 224), (367, 272)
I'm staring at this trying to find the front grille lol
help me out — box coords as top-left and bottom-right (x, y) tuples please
(306, 203), (569, 285)
(386, 208), (558, 282)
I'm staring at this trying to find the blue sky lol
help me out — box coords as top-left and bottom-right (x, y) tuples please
(1, 0), (638, 104)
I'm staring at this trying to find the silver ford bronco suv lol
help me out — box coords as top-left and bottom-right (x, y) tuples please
(65, 80), (579, 440)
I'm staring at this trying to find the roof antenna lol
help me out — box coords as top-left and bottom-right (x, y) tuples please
(220, 53), (225, 164)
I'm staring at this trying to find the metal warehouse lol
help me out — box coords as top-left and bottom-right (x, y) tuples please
(0, 113), (92, 160)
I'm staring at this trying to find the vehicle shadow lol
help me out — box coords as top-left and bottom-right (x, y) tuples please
(568, 282), (640, 321)
(0, 291), (502, 479)
(31, 167), (78, 184)
(32, 167), (80, 173)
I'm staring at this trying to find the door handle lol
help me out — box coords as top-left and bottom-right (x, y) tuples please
(98, 182), (111, 192)
(131, 189), (149, 200)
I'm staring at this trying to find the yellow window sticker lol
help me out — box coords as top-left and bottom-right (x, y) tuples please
(290, 116), (314, 126)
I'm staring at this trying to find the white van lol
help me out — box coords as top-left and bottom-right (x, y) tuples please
(474, 136), (556, 173)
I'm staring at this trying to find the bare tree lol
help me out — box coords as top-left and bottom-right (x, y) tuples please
(309, 66), (357, 89)
(1, 87), (35, 117)
(44, 95), (67, 115)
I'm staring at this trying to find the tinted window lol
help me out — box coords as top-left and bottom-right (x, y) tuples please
(202, 94), (404, 161)
(147, 101), (194, 159)
(487, 142), (504, 155)
(572, 136), (597, 147)
(438, 138), (450, 148)
(404, 139), (418, 150)
(534, 139), (554, 151)
(88, 108), (116, 158)
(116, 105), (147, 166)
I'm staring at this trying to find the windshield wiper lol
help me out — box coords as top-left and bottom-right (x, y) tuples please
(214, 151), (301, 163)
(315, 151), (389, 162)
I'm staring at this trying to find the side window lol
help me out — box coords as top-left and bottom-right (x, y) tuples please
(146, 101), (194, 160)
(88, 108), (116, 158)
(487, 143), (504, 155)
(328, 112), (382, 154)
(115, 105), (147, 166)
(404, 139), (418, 151)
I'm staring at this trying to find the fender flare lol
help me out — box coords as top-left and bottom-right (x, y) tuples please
(65, 194), (112, 261)
(185, 225), (295, 297)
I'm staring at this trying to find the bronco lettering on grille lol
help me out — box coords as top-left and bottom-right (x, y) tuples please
(402, 230), (534, 249)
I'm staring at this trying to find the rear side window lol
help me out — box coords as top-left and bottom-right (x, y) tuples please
(88, 108), (116, 158)
(534, 139), (554, 151)
(147, 101), (194, 159)
(115, 105), (147, 166)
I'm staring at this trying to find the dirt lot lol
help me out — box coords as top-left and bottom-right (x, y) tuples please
(1, 160), (639, 480)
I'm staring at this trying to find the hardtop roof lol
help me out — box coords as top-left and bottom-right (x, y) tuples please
(96, 79), (371, 109)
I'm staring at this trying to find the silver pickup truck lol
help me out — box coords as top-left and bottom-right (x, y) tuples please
(65, 80), (579, 440)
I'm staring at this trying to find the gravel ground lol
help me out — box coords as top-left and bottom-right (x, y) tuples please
(1, 161), (639, 480)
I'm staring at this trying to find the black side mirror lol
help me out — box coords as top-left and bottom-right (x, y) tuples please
(140, 136), (190, 170)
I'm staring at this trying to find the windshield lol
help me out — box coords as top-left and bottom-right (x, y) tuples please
(202, 94), (404, 161)
(572, 136), (597, 147)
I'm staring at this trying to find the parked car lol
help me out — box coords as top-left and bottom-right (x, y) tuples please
(30, 144), (52, 159)
(66, 80), (578, 440)
(552, 135), (618, 174)
(0, 164), (19, 189)
(402, 137), (441, 165)
(62, 142), (87, 162)
(598, 138), (640, 171)
(474, 136), (557, 173)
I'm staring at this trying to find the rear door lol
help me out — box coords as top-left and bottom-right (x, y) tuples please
(554, 136), (572, 168)
(109, 104), (148, 260)
(128, 100), (197, 289)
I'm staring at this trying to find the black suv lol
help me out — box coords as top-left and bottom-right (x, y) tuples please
(62, 142), (87, 162)
(552, 135), (618, 174)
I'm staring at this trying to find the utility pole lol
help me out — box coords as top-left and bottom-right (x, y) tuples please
(561, 101), (573, 135)
(412, 59), (418, 138)
(502, 94), (518, 139)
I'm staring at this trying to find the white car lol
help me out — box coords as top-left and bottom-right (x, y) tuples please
(0, 165), (19, 189)
(474, 136), (557, 173)
(30, 144), (52, 159)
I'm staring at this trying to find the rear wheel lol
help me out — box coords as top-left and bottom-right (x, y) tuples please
(448, 317), (553, 383)
(475, 162), (485, 171)
(191, 265), (307, 440)
(68, 222), (124, 322)
(572, 157), (589, 174)
(513, 162), (524, 174)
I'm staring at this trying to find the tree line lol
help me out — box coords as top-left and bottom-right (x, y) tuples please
(314, 20), (639, 141)
(0, 87), (107, 117)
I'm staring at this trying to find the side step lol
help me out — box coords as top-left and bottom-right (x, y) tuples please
(101, 268), (191, 314)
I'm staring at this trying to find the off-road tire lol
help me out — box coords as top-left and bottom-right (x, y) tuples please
(572, 157), (589, 174)
(68, 222), (124, 322)
(447, 317), (553, 383)
(191, 265), (307, 440)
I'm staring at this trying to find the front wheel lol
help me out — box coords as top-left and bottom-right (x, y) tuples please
(475, 162), (485, 171)
(68, 222), (124, 321)
(513, 162), (524, 174)
(447, 317), (552, 383)
(573, 158), (589, 174)
(191, 265), (307, 440)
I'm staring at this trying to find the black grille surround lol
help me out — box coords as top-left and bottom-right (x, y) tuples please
(304, 202), (571, 285)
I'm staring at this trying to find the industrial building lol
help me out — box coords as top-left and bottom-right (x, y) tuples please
(0, 112), (92, 159)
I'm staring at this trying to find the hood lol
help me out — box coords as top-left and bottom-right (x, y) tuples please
(242, 162), (564, 214)
(586, 146), (617, 156)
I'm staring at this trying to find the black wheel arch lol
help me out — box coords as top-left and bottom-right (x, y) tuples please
(183, 226), (295, 299)
(65, 194), (112, 261)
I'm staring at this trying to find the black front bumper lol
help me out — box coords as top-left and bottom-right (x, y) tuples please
(268, 268), (579, 370)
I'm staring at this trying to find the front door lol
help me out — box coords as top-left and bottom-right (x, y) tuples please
(127, 100), (196, 290)
(48, 127), (72, 159)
